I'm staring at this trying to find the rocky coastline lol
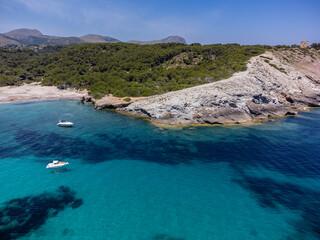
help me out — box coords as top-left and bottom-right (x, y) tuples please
(118, 49), (320, 125)
(2, 48), (320, 126)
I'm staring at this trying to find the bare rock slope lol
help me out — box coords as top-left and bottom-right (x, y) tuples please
(123, 49), (320, 125)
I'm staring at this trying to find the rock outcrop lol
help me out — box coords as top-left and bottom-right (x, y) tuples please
(80, 95), (150, 110)
(80, 95), (96, 104)
(121, 49), (320, 125)
(94, 96), (130, 110)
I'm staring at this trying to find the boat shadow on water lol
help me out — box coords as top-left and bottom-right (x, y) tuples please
(50, 168), (71, 174)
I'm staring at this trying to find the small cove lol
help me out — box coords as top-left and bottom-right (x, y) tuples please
(0, 100), (319, 240)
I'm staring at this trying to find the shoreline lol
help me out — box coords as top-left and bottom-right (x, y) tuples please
(0, 85), (318, 128)
(0, 98), (81, 105)
(113, 105), (319, 128)
(0, 83), (86, 104)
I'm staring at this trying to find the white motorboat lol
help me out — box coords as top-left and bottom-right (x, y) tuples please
(46, 160), (69, 169)
(57, 120), (73, 127)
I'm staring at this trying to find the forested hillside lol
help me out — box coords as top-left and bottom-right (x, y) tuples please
(0, 43), (270, 98)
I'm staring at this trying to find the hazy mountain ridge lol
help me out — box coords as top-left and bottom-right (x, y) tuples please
(0, 29), (186, 47)
(80, 34), (120, 43)
(128, 35), (186, 45)
(1, 29), (85, 46)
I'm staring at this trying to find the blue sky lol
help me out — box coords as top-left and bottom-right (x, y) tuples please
(0, 0), (319, 45)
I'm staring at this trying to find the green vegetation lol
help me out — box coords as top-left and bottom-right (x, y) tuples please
(123, 97), (131, 102)
(311, 43), (320, 51)
(282, 57), (289, 63)
(0, 43), (270, 98)
(273, 45), (292, 51)
(268, 63), (287, 75)
(260, 55), (273, 60)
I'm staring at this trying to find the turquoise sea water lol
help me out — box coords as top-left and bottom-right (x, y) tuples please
(0, 100), (320, 240)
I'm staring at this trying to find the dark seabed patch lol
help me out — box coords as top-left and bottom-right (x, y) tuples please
(11, 126), (320, 178)
(0, 146), (21, 159)
(152, 234), (184, 240)
(61, 228), (75, 236)
(236, 176), (320, 239)
(95, 131), (320, 178)
(14, 129), (110, 163)
(0, 186), (83, 240)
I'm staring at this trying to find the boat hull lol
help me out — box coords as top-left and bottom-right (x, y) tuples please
(46, 162), (69, 169)
(57, 123), (73, 127)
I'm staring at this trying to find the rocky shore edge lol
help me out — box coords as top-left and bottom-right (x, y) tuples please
(80, 95), (150, 110)
(83, 48), (320, 125)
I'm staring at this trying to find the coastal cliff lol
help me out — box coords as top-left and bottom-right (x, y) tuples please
(121, 49), (320, 125)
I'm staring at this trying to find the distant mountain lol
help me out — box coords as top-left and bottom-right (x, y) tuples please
(0, 35), (21, 47)
(4, 29), (42, 39)
(1, 28), (85, 46)
(80, 34), (120, 43)
(0, 29), (186, 47)
(128, 35), (186, 45)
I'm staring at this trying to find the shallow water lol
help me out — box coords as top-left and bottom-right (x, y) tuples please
(0, 100), (319, 240)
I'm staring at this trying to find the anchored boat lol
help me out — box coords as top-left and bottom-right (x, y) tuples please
(46, 160), (69, 169)
(57, 120), (74, 127)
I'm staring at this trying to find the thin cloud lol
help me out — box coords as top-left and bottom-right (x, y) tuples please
(81, 5), (130, 28)
(15, 0), (66, 18)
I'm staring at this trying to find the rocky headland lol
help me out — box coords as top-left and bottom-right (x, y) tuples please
(119, 48), (320, 125)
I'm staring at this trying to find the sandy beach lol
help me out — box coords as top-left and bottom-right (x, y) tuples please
(0, 83), (86, 104)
